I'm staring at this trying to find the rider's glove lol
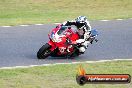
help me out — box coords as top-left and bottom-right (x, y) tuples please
(62, 21), (68, 25)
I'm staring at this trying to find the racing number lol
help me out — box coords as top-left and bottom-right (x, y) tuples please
(67, 45), (72, 52)
(59, 45), (73, 53)
(59, 47), (66, 53)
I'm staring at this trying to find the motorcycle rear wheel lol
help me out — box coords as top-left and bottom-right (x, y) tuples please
(37, 43), (51, 59)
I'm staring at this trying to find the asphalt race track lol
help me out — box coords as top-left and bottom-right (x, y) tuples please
(0, 19), (132, 67)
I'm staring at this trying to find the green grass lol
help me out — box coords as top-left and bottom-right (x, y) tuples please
(0, 0), (132, 25)
(0, 60), (132, 88)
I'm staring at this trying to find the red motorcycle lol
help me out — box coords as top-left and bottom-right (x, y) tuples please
(37, 24), (98, 59)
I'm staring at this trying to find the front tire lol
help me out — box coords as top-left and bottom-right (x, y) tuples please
(37, 43), (51, 59)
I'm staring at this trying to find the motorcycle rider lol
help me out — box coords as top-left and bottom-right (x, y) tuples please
(62, 16), (92, 53)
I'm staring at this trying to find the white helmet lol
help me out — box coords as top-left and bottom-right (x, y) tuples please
(75, 16), (87, 23)
(75, 16), (88, 29)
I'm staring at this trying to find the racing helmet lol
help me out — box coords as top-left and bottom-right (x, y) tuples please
(75, 16), (88, 29)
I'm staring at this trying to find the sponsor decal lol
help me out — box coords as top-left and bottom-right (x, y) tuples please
(76, 65), (131, 85)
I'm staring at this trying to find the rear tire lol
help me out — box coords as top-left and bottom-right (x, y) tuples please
(37, 43), (51, 59)
(71, 46), (80, 57)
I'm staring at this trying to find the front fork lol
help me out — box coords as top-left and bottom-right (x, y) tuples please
(48, 40), (57, 51)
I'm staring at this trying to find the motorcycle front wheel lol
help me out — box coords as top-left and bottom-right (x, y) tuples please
(37, 43), (51, 59)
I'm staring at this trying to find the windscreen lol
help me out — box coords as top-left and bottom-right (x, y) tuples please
(57, 26), (68, 35)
